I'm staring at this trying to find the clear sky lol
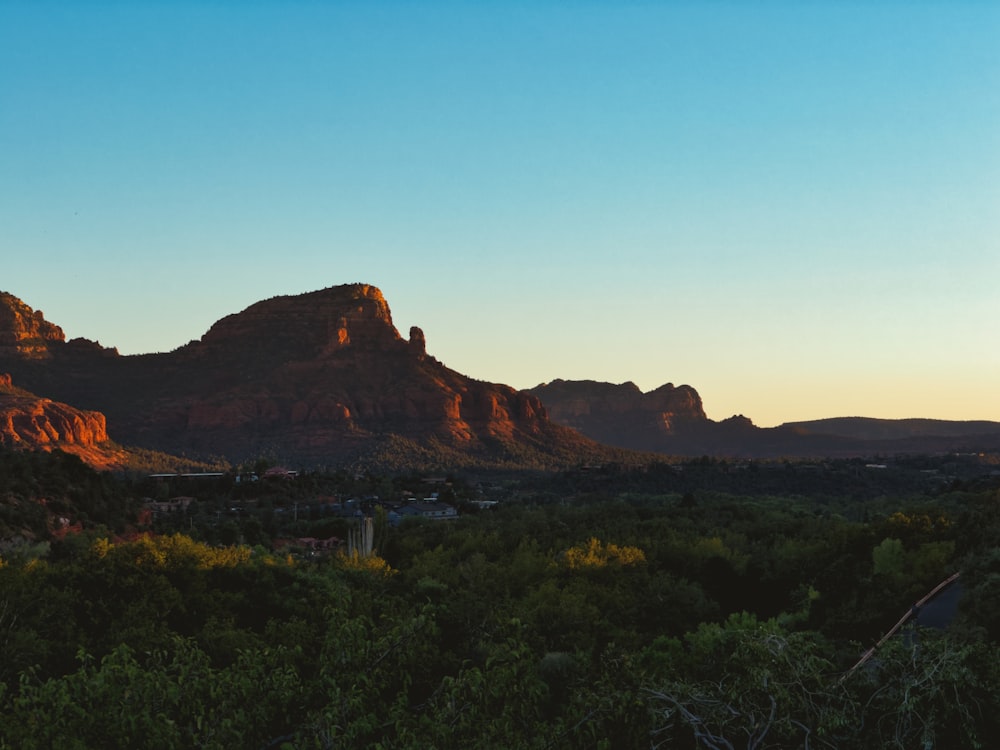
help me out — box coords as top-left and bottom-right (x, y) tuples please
(2, 1), (998, 427)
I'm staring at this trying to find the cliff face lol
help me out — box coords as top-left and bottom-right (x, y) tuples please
(528, 379), (709, 451)
(0, 373), (126, 469)
(0, 286), (601, 467)
(196, 284), (399, 358)
(0, 293), (65, 358)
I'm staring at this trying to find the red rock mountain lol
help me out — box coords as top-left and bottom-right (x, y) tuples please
(0, 286), (610, 468)
(7, 287), (996, 465)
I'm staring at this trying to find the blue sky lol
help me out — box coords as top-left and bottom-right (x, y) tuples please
(2, 2), (998, 426)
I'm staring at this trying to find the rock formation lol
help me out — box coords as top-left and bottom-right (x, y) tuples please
(0, 372), (126, 469)
(528, 379), (1000, 458)
(0, 292), (65, 357)
(0, 285), (608, 468)
(527, 379), (711, 452)
(6, 286), (995, 465)
(408, 326), (427, 356)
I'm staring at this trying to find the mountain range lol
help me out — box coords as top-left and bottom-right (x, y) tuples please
(2, 285), (998, 470)
(0, 286), (617, 470)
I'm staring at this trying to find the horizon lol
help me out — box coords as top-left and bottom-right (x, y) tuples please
(4, 280), (998, 431)
(2, 3), (998, 428)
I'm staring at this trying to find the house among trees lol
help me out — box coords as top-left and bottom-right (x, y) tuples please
(263, 466), (299, 480)
(143, 496), (195, 517)
(388, 501), (457, 526)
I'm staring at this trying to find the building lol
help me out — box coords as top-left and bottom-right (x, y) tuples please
(388, 501), (458, 526)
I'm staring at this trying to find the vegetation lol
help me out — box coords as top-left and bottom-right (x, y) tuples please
(1, 446), (999, 748)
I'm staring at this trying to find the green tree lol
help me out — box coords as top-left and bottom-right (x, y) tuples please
(0, 639), (302, 750)
(646, 614), (854, 749)
(872, 537), (906, 581)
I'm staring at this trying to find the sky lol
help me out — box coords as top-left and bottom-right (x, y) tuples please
(2, 1), (998, 427)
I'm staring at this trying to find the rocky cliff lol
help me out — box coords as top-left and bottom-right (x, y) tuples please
(0, 292), (65, 358)
(0, 373), (126, 469)
(528, 379), (709, 451)
(0, 286), (610, 468)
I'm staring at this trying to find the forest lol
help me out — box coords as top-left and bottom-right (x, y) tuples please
(1, 447), (1000, 748)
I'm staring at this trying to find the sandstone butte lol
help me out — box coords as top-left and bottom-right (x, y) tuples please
(0, 285), (608, 468)
(527, 379), (707, 448)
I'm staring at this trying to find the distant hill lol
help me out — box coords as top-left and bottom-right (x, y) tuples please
(781, 417), (1000, 442)
(529, 380), (1000, 458)
(0, 287), (623, 470)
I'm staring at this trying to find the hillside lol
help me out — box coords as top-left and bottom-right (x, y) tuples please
(783, 417), (1000, 442)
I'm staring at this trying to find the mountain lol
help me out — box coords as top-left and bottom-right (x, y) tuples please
(528, 379), (709, 451)
(526, 379), (783, 456)
(0, 286), (618, 469)
(6, 287), (995, 467)
(528, 380), (1000, 458)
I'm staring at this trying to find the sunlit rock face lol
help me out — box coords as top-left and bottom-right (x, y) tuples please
(0, 373), (126, 469)
(0, 292), (65, 358)
(0, 285), (598, 466)
(196, 284), (400, 358)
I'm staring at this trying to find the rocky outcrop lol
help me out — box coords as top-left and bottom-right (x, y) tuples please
(0, 286), (608, 468)
(0, 292), (65, 358)
(408, 326), (427, 356)
(196, 284), (398, 359)
(527, 379), (709, 451)
(0, 373), (126, 469)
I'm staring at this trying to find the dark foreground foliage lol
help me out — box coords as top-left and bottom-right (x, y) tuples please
(1, 447), (1000, 748)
